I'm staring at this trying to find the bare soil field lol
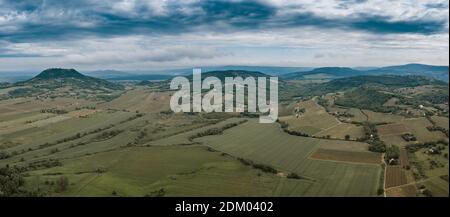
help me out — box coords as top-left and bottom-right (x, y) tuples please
(399, 149), (410, 168)
(385, 166), (407, 188)
(385, 184), (416, 197)
(363, 110), (405, 123)
(403, 118), (447, 142)
(379, 134), (409, 147)
(376, 124), (409, 135)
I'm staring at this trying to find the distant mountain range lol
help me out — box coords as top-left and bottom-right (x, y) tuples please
(83, 70), (134, 79)
(84, 66), (312, 80)
(73, 64), (450, 82)
(198, 66), (313, 75)
(283, 64), (449, 81)
(0, 64), (447, 83)
(186, 70), (273, 81)
(367, 64), (449, 81)
(284, 67), (362, 79)
(84, 70), (172, 81)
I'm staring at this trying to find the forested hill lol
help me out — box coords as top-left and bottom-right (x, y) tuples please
(17, 68), (124, 90)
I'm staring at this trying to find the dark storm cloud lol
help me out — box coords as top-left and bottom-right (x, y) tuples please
(425, 2), (449, 9)
(0, 0), (448, 42)
(351, 15), (447, 34)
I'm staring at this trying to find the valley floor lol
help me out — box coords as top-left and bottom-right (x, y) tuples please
(0, 85), (448, 197)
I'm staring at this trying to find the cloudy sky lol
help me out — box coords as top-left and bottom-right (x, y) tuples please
(0, 0), (448, 72)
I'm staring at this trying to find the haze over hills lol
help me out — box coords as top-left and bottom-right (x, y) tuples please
(107, 74), (173, 81)
(282, 64), (449, 82)
(116, 66), (313, 77)
(139, 70), (279, 90)
(371, 63), (449, 74)
(0, 64), (447, 83)
(199, 66), (313, 75)
(84, 66), (312, 81)
(108, 63), (448, 82)
(367, 64), (449, 81)
(283, 67), (363, 79)
(186, 70), (273, 81)
(84, 70), (133, 79)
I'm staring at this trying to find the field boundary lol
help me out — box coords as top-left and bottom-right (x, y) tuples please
(309, 148), (382, 165)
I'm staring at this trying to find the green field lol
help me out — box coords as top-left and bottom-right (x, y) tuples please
(195, 120), (382, 196)
(419, 177), (449, 197)
(26, 145), (311, 196)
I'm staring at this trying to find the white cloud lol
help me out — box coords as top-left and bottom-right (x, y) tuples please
(0, 0), (448, 71)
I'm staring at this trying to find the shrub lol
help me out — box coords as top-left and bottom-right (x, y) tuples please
(50, 148), (59, 154)
(377, 188), (384, 195)
(422, 189), (433, 197)
(0, 151), (10, 159)
(345, 135), (350, 140)
(287, 173), (303, 179)
(0, 166), (25, 196)
(401, 133), (417, 142)
(385, 145), (400, 160)
(368, 140), (386, 153)
(252, 163), (277, 174)
(55, 176), (69, 192)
